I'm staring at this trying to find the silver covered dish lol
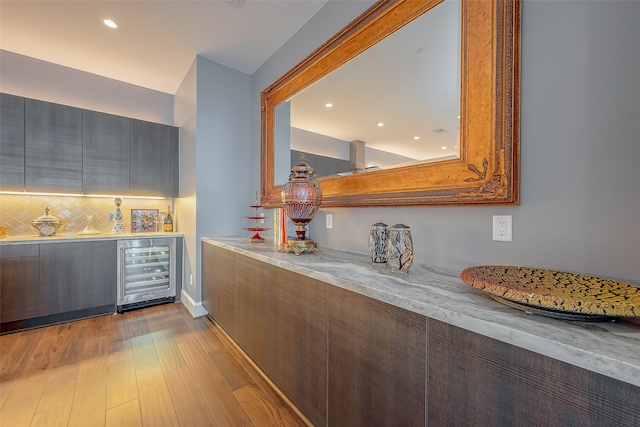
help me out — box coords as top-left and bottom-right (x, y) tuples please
(32, 206), (64, 236)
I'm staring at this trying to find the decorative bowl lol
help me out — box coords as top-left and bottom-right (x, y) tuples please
(31, 207), (64, 236)
(461, 265), (640, 321)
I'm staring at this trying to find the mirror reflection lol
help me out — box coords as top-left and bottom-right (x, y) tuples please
(275, 0), (461, 183)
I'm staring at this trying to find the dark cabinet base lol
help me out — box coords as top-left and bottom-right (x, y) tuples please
(0, 304), (114, 335)
(117, 296), (174, 313)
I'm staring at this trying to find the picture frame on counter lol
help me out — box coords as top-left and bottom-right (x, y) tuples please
(131, 209), (159, 233)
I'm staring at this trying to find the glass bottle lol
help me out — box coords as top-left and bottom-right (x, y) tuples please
(163, 205), (173, 232)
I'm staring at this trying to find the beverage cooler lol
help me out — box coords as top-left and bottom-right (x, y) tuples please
(117, 238), (177, 312)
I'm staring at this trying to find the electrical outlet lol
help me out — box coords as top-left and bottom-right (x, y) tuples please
(189, 274), (194, 287)
(493, 215), (512, 241)
(326, 214), (333, 229)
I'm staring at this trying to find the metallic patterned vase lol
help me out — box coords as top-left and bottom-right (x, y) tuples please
(368, 222), (389, 267)
(388, 224), (413, 273)
(281, 157), (322, 255)
(111, 197), (125, 233)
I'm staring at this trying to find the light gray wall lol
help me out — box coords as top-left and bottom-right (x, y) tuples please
(193, 56), (252, 300)
(0, 50), (174, 124)
(253, 0), (640, 286)
(174, 58), (198, 301)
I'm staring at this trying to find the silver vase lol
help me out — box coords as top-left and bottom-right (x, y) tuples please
(368, 222), (389, 267)
(388, 224), (413, 273)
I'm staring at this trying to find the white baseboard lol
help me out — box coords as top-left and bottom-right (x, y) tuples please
(180, 290), (208, 318)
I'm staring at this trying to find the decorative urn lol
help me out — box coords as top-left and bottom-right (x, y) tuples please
(281, 157), (322, 255)
(31, 206), (64, 236)
(388, 224), (413, 273)
(368, 222), (389, 267)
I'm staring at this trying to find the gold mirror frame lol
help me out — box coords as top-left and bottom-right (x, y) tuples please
(261, 0), (520, 207)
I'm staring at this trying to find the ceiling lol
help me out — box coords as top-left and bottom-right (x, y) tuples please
(0, 0), (329, 94)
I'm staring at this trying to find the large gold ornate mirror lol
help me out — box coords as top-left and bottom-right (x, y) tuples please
(261, 0), (520, 207)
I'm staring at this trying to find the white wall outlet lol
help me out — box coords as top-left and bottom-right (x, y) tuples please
(189, 274), (194, 287)
(326, 214), (333, 229)
(493, 215), (512, 241)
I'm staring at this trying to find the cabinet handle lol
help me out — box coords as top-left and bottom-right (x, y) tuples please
(119, 247), (126, 301)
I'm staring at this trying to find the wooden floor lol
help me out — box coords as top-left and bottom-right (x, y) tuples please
(0, 303), (308, 427)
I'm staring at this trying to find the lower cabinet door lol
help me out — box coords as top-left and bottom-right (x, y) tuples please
(233, 253), (269, 370)
(202, 242), (236, 336)
(428, 319), (640, 426)
(0, 244), (40, 323)
(40, 241), (116, 315)
(266, 266), (328, 427)
(328, 286), (427, 427)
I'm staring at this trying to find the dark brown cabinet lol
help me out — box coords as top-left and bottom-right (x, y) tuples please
(0, 93), (25, 191)
(83, 110), (130, 194)
(202, 243), (425, 427)
(0, 245), (40, 324)
(427, 319), (640, 427)
(328, 286), (426, 427)
(266, 264), (327, 427)
(25, 98), (83, 193)
(40, 240), (116, 316)
(202, 242), (236, 336)
(234, 253), (269, 368)
(202, 245), (328, 427)
(202, 241), (640, 427)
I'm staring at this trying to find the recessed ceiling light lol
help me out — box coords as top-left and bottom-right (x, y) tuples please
(103, 19), (118, 29)
(414, 136), (420, 140)
(325, 103), (333, 108)
(442, 146), (447, 150)
(377, 122), (384, 127)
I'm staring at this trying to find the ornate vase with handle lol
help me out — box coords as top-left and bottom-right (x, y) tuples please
(281, 157), (322, 255)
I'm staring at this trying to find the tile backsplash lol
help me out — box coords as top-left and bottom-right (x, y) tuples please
(0, 194), (172, 236)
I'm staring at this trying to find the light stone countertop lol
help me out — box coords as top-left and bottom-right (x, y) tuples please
(0, 232), (183, 245)
(203, 236), (640, 388)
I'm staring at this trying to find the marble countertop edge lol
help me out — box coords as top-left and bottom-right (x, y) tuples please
(1, 232), (184, 244)
(203, 237), (640, 388)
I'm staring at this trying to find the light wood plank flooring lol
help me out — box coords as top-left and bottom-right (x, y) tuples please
(0, 303), (308, 427)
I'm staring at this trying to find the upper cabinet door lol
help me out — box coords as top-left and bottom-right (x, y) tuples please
(129, 119), (170, 197)
(168, 126), (179, 198)
(83, 110), (130, 195)
(25, 99), (83, 193)
(0, 93), (25, 191)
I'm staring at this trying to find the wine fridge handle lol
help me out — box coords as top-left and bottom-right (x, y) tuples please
(119, 246), (126, 301)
